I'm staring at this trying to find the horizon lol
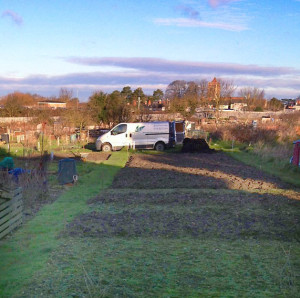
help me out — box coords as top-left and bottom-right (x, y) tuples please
(1, 0), (300, 101)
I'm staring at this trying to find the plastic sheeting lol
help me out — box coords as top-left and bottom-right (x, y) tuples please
(0, 157), (14, 170)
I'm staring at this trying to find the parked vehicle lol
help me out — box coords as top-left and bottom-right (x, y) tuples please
(95, 121), (185, 152)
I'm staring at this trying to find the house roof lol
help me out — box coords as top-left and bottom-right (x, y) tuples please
(38, 100), (66, 104)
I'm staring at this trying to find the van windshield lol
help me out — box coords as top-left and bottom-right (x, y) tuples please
(111, 124), (127, 135)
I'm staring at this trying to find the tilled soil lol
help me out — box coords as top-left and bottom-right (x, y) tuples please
(83, 152), (110, 163)
(63, 152), (300, 240)
(112, 152), (290, 191)
(65, 188), (299, 241)
(66, 207), (299, 241)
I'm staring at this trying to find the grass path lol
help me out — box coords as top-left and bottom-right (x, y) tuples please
(0, 151), (129, 297)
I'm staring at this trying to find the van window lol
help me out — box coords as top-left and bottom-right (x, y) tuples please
(111, 124), (127, 135)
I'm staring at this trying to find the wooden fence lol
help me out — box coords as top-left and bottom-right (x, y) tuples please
(0, 187), (23, 240)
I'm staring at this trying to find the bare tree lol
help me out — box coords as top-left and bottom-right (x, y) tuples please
(165, 80), (188, 99)
(3, 93), (23, 117)
(64, 107), (91, 136)
(197, 79), (209, 106)
(239, 87), (265, 111)
(59, 88), (73, 102)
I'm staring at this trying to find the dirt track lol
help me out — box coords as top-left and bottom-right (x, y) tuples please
(112, 152), (291, 191)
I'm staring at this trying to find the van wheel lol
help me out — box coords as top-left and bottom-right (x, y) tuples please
(155, 142), (165, 151)
(102, 143), (112, 152)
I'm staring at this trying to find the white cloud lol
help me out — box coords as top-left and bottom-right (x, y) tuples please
(1, 57), (299, 100)
(65, 57), (297, 77)
(154, 17), (247, 31)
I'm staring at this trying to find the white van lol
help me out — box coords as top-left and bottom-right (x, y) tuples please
(95, 121), (184, 152)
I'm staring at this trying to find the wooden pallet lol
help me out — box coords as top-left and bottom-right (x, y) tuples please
(0, 187), (23, 240)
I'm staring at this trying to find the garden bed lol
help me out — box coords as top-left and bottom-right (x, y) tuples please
(112, 152), (289, 191)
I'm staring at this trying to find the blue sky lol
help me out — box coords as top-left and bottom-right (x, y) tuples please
(0, 0), (300, 101)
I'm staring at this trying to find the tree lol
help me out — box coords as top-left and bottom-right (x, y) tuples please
(105, 91), (131, 126)
(88, 90), (131, 127)
(268, 97), (284, 111)
(64, 106), (91, 135)
(29, 109), (54, 126)
(66, 98), (79, 109)
(239, 87), (265, 111)
(169, 93), (198, 118)
(121, 86), (133, 102)
(212, 78), (236, 121)
(152, 89), (164, 102)
(132, 88), (146, 109)
(185, 81), (199, 97)
(59, 88), (73, 102)
(3, 93), (24, 117)
(196, 79), (209, 106)
(88, 91), (108, 124)
(1, 92), (39, 114)
(165, 80), (188, 99)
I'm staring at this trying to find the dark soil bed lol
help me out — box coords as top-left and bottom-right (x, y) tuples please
(51, 151), (110, 163)
(112, 153), (289, 191)
(65, 189), (300, 241)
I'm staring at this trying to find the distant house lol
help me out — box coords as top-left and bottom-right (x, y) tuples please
(219, 104), (230, 110)
(294, 105), (300, 111)
(37, 100), (66, 109)
(230, 102), (247, 111)
(281, 98), (296, 109)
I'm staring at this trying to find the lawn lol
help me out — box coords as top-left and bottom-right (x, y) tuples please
(0, 149), (299, 297)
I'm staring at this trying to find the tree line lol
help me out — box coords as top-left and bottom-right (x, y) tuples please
(0, 79), (286, 127)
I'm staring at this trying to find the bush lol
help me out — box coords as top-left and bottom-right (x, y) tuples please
(209, 124), (279, 145)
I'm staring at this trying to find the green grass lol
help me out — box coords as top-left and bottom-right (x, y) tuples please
(0, 141), (93, 158)
(14, 238), (300, 297)
(0, 151), (128, 297)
